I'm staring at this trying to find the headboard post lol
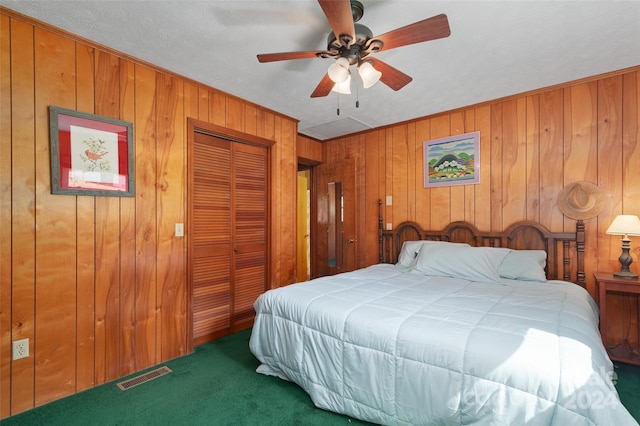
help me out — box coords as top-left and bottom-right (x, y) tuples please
(378, 199), (383, 263)
(576, 219), (586, 287)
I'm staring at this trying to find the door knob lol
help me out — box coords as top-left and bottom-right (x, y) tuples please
(347, 239), (357, 243)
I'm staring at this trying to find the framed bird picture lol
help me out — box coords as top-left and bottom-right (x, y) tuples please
(49, 106), (134, 196)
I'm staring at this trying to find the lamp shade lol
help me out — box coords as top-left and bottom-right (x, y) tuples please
(331, 74), (351, 94)
(606, 215), (640, 236)
(328, 58), (350, 84)
(358, 61), (382, 88)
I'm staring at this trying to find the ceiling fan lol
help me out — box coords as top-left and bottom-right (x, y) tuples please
(257, 0), (451, 98)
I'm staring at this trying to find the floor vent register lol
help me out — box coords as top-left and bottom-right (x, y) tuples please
(116, 366), (172, 391)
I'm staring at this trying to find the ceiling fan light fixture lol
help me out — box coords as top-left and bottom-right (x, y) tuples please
(331, 74), (351, 94)
(358, 61), (382, 88)
(328, 57), (351, 83)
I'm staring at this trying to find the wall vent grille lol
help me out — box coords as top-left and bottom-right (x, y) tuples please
(116, 366), (172, 391)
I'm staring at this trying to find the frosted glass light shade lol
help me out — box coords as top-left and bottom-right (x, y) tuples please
(358, 61), (382, 88)
(328, 58), (350, 84)
(606, 215), (640, 236)
(331, 74), (351, 94)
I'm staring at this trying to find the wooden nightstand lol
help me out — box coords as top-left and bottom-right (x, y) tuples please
(594, 272), (640, 365)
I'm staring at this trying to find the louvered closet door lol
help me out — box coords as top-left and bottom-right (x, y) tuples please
(192, 132), (268, 343)
(192, 133), (232, 342)
(232, 143), (268, 328)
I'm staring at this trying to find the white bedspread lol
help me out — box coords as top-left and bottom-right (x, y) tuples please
(249, 264), (637, 425)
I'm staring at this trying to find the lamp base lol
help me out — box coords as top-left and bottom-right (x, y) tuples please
(613, 270), (639, 280)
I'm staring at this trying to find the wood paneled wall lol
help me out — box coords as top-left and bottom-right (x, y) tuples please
(315, 67), (640, 349)
(0, 10), (298, 418)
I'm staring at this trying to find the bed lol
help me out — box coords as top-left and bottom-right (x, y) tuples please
(249, 206), (637, 425)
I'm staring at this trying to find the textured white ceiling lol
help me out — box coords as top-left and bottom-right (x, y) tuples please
(2, 0), (639, 140)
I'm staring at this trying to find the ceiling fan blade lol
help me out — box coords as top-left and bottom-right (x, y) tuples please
(368, 59), (412, 91)
(318, 0), (355, 44)
(257, 51), (326, 63)
(310, 73), (334, 98)
(371, 14), (450, 52)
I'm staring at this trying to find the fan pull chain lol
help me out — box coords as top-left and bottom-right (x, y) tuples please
(356, 83), (359, 108)
(336, 91), (340, 115)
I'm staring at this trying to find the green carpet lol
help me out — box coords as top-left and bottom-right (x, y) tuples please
(615, 361), (640, 422)
(3, 329), (639, 425)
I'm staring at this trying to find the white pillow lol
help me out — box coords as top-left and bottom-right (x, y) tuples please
(498, 250), (547, 282)
(397, 240), (470, 268)
(414, 245), (510, 283)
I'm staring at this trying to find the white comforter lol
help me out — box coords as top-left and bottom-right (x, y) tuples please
(249, 264), (637, 425)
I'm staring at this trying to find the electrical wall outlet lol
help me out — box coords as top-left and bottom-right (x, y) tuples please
(13, 338), (29, 360)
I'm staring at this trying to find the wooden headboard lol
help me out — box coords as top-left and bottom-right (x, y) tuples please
(377, 202), (586, 287)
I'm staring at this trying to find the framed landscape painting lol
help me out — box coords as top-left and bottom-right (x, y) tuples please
(423, 131), (480, 188)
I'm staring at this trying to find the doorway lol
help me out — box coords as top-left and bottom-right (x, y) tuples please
(297, 168), (312, 281)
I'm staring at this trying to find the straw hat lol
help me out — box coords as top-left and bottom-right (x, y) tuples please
(557, 181), (605, 220)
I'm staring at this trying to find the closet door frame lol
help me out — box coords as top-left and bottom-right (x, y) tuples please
(186, 118), (274, 352)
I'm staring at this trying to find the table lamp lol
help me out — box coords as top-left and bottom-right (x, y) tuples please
(606, 214), (640, 279)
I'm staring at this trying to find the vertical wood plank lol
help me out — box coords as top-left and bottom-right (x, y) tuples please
(355, 135), (367, 268)
(8, 17), (37, 415)
(621, 72), (640, 344)
(384, 128), (393, 227)
(364, 131), (381, 265)
(501, 98), (528, 226)
(598, 76), (625, 273)
(119, 59), (137, 376)
(392, 125), (409, 223)
(343, 136), (358, 271)
(133, 64), (157, 370)
(0, 14), (13, 417)
(449, 112), (465, 223)
(430, 115), (451, 229)
(539, 89), (565, 230)
(463, 109), (476, 222)
(525, 94), (541, 223)
(376, 130), (387, 231)
(622, 72), (640, 236)
(406, 123), (416, 222)
(474, 106), (492, 230)
(33, 27), (78, 406)
(490, 103), (504, 231)
(244, 103), (258, 136)
(273, 116), (283, 284)
(185, 82), (200, 122)
(225, 97), (245, 132)
(210, 91), (226, 127)
(415, 119), (431, 223)
(597, 76), (625, 345)
(74, 42), (96, 393)
(94, 50), (122, 384)
(281, 119), (297, 281)
(198, 87), (209, 121)
(156, 73), (187, 361)
(563, 81), (598, 294)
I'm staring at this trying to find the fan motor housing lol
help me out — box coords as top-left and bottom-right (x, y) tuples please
(326, 23), (374, 62)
